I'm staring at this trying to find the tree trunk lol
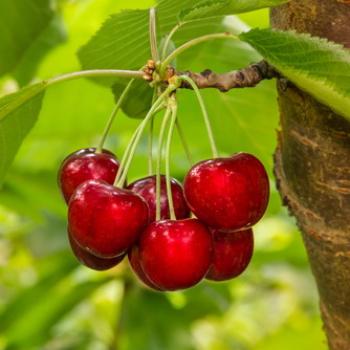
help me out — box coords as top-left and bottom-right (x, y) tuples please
(270, 1), (350, 349)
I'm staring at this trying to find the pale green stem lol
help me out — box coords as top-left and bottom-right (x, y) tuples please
(161, 22), (183, 60)
(97, 79), (135, 153)
(115, 86), (176, 188)
(165, 101), (178, 221)
(149, 8), (160, 62)
(148, 116), (154, 176)
(176, 119), (193, 165)
(180, 75), (218, 158)
(48, 69), (144, 86)
(161, 32), (237, 74)
(113, 126), (140, 186)
(156, 107), (172, 221)
(148, 88), (160, 175)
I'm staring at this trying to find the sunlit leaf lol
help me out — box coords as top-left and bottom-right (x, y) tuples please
(240, 28), (350, 119)
(179, 0), (288, 21)
(0, 83), (46, 186)
(0, 0), (66, 84)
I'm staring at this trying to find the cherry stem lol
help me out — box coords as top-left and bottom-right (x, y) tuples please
(148, 116), (154, 176)
(161, 22), (183, 60)
(165, 98), (178, 221)
(114, 86), (176, 188)
(97, 79), (135, 153)
(48, 69), (144, 86)
(148, 88), (160, 175)
(179, 75), (218, 158)
(156, 107), (172, 221)
(113, 126), (140, 186)
(176, 119), (193, 165)
(149, 8), (160, 62)
(160, 32), (237, 75)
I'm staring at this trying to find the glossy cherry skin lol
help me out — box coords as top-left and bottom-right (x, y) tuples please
(68, 232), (125, 271)
(206, 228), (254, 281)
(128, 245), (162, 290)
(184, 153), (269, 230)
(68, 180), (149, 258)
(59, 148), (119, 203)
(127, 175), (190, 222)
(139, 219), (213, 291)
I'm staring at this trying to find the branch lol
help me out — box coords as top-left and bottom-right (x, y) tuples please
(178, 60), (278, 92)
(143, 60), (279, 92)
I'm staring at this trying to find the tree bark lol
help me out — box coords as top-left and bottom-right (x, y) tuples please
(270, 1), (350, 349)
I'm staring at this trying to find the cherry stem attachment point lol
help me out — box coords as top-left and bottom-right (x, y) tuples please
(179, 75), (218, 158)
(156, 107), (172, 221)
(97, 79), (135, 153)
(165, 99), (178, 221)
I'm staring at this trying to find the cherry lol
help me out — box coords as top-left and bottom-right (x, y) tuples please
(68, 180), (149, 258)
(59, 148), (119, 203)
(128, 244), (162, 290)
(184, 153), (269, 230)
(127, 175), (190, 222)
(68, 232), (125, 271)
(139, 219), (213, 291)
(206, 228), (254, 281)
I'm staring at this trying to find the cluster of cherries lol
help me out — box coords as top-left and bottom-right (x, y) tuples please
(58, 148), (269, 291)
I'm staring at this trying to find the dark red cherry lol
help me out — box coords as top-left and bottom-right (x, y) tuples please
(128, 245), (162, 290)
(139, 219), (213, 291)
(184, 153), (269, 230)
(206, 228), (254, 281)
(127, 175), (190, 222)
(68, 180), (149, 258)
(68, 232), (125, 271)
(59, 148), (119, 203)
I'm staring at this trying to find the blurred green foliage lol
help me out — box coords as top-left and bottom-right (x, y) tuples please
(0, 1), (326, 349)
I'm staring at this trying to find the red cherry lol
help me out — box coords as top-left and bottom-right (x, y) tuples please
(68, 180), (149, 258)
(184, 153), (269, 230)
(128, 245), (162, 290)
(68, 232), (125, 271)
(59, 148), (119, 203)
(206, 228), (254, 281)
(139, 219), (213, 291)
(127, 175), (190, 222)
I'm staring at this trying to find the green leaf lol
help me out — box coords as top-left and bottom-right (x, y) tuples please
(240, 28), (350, 119)
(0, 0), (66, 84)
(0, 83), (46, 185)
(179, 0), (288, 21)
(77, 0), (227, 118)
(13, 16), (67, 87)
(77, 0), (285, 119)
(112, 80), (153, 119)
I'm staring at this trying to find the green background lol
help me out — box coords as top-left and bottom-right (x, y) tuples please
(0, 1), (327, 349)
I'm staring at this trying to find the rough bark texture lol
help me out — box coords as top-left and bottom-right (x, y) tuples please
(271, 1), (350, 349)
(178, 61), (278, 91)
